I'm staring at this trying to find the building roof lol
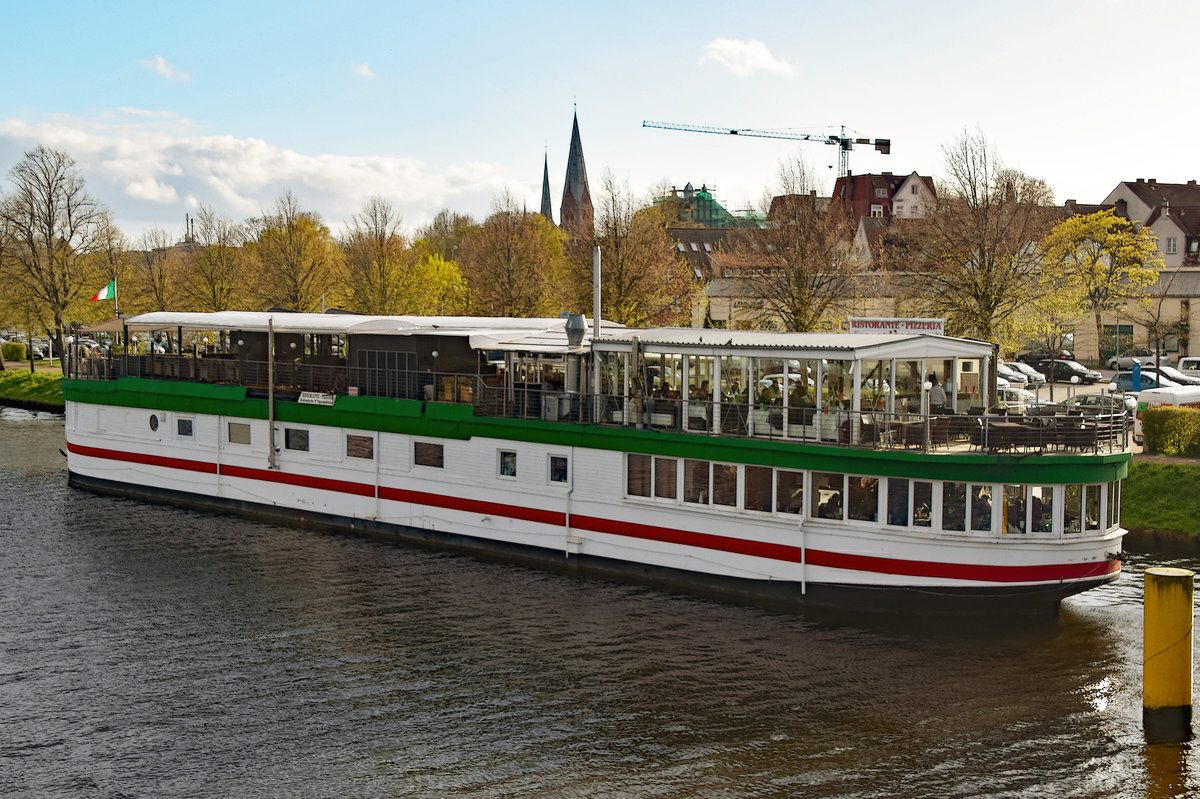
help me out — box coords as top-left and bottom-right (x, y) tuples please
(1114, 178), (1200, 211)
(539, 153), (553, 223)
(593, 327), (992, 360)
(560, 111), (593, 232)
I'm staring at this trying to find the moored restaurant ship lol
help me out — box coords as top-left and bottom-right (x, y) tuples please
(62, 311), (1129, 614)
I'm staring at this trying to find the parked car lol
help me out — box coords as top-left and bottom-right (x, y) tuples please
(1133, 385), (1200, 443)
(1057, 393), (1136, 427)
(996, 386), (1055, 414)
(995, 362), (1027, 386)
(1111, 370), (1181, 393)
(1017, 349), (1073, 364)
(1107, 348), (1157, 370)
(1150, 364), (1200, 386)
(1177, 356), (1200, 375)
(1034, 359), (1103, 384)
(1006, 360), (1046, 386)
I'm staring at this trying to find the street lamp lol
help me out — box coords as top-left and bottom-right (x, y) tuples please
(1069, 374), (1080, 401)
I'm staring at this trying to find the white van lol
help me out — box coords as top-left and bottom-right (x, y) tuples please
(1133, 385), (1200, 444)
(1176, 356), (1200, 376)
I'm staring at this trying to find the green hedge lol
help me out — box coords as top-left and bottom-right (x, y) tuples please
(1142, 406), (1200, 456)
(1, 342), (27, 361)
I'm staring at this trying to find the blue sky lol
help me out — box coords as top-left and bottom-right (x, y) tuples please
(1, 0), (1193, 242)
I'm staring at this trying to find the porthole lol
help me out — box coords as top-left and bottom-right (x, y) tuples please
(149, 414), (159, 431)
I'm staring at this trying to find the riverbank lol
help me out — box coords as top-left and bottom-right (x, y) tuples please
(0, 364), (65, 412)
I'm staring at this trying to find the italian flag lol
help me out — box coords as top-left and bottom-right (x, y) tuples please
(90, 280), (116, 302)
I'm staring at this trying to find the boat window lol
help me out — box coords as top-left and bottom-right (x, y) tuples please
(285, 428), (309, 452)
(912, 481), (932, 527)
(550, 455), (568, 484)
(1031, 486), (1053, 533)
(1107, 481), (1119, 528)
(684, 459), (710, 504)
(942, 482), (966, 531)
(177, 418), (193, 437)
(415, 442), (444, 468)
(627, 454), (651, 497)
(744, 465), (772, 512)
(776, 470), (803, 514)
(812, 472), (843, 520)
(970, 485), (993, 532)
(887, 478), (908, 526)
(228, 422), (251, 445)
(499, 450), (517, 478)
(1064, 485), (1082, 533)
(712, 463), (738, 506)
(1004, 484), (1026, 534)
(848, 476), (879, 522)
(654, 457), (677, 499)
(1084, 485), (1101, 532)
(346, 435), (374, 459)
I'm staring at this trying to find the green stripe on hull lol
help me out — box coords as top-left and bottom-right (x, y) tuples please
(63, 378), (1129, 484)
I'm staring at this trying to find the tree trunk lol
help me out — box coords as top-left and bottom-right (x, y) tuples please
(1094, 310), (1104, 367)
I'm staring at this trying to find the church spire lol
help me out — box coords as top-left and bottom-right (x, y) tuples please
(540, 151), (554, 223)
(559, 111), (593, 235)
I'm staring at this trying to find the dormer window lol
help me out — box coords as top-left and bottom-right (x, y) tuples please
(875, 188), (887, 198)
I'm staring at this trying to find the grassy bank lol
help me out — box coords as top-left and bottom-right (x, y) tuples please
(0, 367), (64, 407)
(1122, 460), (1200, 538)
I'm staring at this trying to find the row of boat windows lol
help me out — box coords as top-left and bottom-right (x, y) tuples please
(217, 420), (572, 483)
(626, 453), (1118, 535)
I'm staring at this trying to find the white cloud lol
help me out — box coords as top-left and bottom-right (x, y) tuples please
(141, 55), (191, 82)
(352, 62), (376, 80)
(700, 38), (797, 78)
(0, 112), (516, 238)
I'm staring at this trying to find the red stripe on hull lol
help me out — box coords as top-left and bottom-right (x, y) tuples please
(67, 441), (218, 474)
(67, 441), (1119, 585)
(378, 485), (566, 527)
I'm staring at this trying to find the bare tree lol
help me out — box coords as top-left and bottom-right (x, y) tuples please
(0, 146), (105, 372)
(342, 196), (410, 313)
(184, 205), (245, 312)
(574, 171), (698, 326)
(457, 189), (554, 317)
(135, 225), (182, 312)
(722, 157), (859, 331)
(907, 131), (1058, 345)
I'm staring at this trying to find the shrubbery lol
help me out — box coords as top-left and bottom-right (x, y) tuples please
(1142, 406), (1200, 456)
(2, 342), (27, 361)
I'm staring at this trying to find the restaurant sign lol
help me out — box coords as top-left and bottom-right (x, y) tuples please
(847, 317), (945, 335)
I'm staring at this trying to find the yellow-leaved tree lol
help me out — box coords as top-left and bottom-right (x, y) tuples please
(1041, 209), (1164, 364)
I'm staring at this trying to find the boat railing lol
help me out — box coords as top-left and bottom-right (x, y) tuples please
(71, 354), (1128, 454)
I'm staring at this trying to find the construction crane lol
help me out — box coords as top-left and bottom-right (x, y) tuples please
(642, 120), (890, 178)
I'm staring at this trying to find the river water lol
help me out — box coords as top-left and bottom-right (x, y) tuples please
(2, 411), (1197, 798)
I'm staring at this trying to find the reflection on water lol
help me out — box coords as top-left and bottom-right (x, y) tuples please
(2, 414), (1199, 797)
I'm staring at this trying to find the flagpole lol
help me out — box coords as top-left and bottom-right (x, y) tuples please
(113, 279), (119, 318)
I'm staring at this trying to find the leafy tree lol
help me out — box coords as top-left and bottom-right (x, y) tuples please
(400, 253), (469, 315)
(721, 157), (858, 331)
(0, 145), (106, 372)
(183, 205), (245, 312)
(1041, 209), (1164, 364)
(247, 191), (346, 312)
(907, 131), (1059, 345)
(342, 196), (410, 314)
